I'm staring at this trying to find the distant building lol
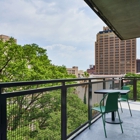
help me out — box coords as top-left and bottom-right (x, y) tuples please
(136, 59), (140, 73)
(67, 66), (84, 77)
(78, 70), (84, 78)
(0, 34), (17, 43)
(67, 66), (78, 77)
(87, 65), (95, 74)
(95, 26), (136, 75)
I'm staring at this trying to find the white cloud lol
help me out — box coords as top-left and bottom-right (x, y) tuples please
(1, 0), (138, 71)
(45, 44), (94, 70)
(0, 0), (105, 44)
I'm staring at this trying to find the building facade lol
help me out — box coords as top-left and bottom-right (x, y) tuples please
(67, 66), (78, 77)
(67, 66), (84, 77)
(87, 65), (95, 75)
(95, 27), (136, 75)
(0, 34), (17, 43)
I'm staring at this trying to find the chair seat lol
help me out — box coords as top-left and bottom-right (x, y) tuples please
(118, 97), (127, 101)
(92, 106), (105, 113)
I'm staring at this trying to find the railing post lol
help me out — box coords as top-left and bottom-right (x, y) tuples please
(0, 87), (7, 140)
(112, 78), (114, 89)
(103, 78), (106, 89)
(61, 82), (67, 140)
(133, 78), (137, 101)
(88, 79), (92, 126)
(103, 78), (106, 105)
(121, 78), (123, 88)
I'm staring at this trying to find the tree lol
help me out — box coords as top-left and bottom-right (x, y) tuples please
(125, 73), (140, 100)
(125, 72), (140, 78)
(0, 39), (87, 139)
(0, 39), (75, 82)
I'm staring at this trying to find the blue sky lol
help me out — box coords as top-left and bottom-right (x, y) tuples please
(0, 0), (140, 71)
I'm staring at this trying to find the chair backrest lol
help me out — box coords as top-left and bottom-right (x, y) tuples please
(105, 92), (120, 113)
(121, 86), (130, 99)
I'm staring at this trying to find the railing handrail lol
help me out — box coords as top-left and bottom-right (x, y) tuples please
(0, 76), (139, 140)
(0, 76), (124, 87)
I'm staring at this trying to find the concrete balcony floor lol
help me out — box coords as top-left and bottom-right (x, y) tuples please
(74, 101), (140, 140)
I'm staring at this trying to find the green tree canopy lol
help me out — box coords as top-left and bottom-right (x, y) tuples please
(0, 38), (75, 82)
(0, 38), (87, 140)
(125, 72), (140, 77)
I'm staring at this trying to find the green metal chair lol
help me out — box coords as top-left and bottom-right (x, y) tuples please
(118, 86), (132, 116)
(90, 92), (123, 138)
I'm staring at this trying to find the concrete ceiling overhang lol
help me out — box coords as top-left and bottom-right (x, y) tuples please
(84, 0), (140, 40)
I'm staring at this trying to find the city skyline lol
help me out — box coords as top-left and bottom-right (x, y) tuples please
(0, 0), (140, 71)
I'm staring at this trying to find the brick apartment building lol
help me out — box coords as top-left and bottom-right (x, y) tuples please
(87, 65), (95, 74)
(95, 27), (136, 75)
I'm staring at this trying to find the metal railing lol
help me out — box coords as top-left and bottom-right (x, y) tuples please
(0, 76), (139, 140)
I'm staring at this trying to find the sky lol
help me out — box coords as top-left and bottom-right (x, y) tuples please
(0, 0), (140, 71)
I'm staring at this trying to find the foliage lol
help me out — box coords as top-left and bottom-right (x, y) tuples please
(0, 38), (87, 139)
(125, 73), (140, 77)
(125, 73), (140, 100)
(7, 90), (88, 140)
(67, 90), (88, 134)
(0, 39), (75, 81)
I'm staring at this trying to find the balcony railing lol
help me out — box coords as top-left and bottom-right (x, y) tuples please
(0, 76), (140, 140)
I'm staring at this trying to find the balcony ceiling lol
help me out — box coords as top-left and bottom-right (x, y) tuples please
(84, 0), (140, 40)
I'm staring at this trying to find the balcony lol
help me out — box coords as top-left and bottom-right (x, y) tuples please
(74, 101), (140, 140)
(0, 76), (140, 140)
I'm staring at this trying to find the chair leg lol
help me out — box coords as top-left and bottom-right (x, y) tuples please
(101, 114), (107, 138)
(119, 101), (123, 113)
(104, 114), (106, 126)
(127, 101), (132, 116)
(117, 111), (123, 133)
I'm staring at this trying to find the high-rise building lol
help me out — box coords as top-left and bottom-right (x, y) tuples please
(95, 27), (136, 75)
(0, 34), (17, 43)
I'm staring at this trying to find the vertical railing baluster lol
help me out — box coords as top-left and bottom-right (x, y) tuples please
(0, 87), (7, 140)
(61, 81), (67, 140)
(88, 79), (92, 127)
(112, 78), (114, 89)
(133, 78), (137, 101)
(103, 78), (106, 89)
(121, 78), (123, 88)
(118, 77), (121, 89)
(103, 78), (106, 105)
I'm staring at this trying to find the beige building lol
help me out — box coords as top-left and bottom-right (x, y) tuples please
(67, 66), (84, 77)
(95, 27), (136, 75)
(67, 66), (78, 77)
(0, 34), (17, 43)
(78, 70), (84, 77)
